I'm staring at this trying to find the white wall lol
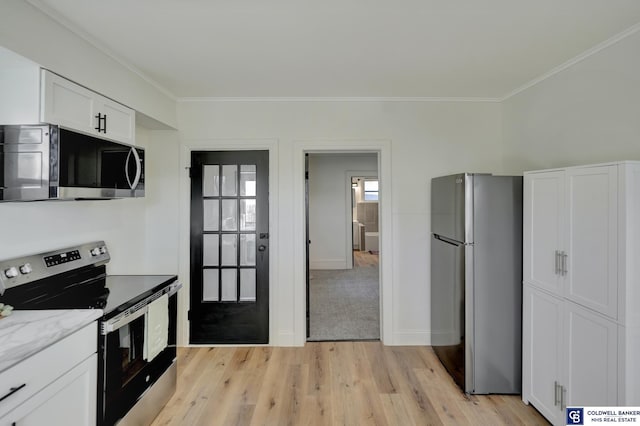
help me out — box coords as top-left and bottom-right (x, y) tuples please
(0, 0), (177, 128)
(308, 153), (377, 269)
(502, 29), (640, 172)
(176, 99), (503, 345)
(143, 130), (181, 274)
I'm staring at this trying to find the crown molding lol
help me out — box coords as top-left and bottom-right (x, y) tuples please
(501, 22), (640, 101)
(23, 1), (640, 104)
(177, 96), (501, 103)
(25, 0), (178, 101)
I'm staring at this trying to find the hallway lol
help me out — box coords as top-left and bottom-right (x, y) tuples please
(308, 251), (380, 341)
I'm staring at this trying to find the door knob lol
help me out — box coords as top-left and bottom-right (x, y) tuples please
(258, 245), (267, 252)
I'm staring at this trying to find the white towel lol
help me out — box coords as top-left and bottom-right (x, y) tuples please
(144, 293), (169, 362)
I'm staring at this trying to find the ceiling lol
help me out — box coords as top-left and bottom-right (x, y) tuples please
(28, 0), (640, 99)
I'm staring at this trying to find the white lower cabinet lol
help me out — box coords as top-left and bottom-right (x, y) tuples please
(0, 322), (97, 426)
(564, 301), (617, 408)
(524, 285), (618, 425)
(523, 285), (563, 425)
(1, 355), (97, 426)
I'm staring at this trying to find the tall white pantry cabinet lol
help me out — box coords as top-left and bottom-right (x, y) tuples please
(522, 161), (640, 426)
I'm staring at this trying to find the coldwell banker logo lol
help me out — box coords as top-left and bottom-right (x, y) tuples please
(567, 407), (584, 425)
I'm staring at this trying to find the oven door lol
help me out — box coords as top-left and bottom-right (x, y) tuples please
(99, 291), (177, 426)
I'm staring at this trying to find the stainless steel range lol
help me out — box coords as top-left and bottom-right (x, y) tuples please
(0, 241), (180, 426)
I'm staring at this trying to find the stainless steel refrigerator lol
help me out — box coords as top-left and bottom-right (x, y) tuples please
(430, 173), (522, 394)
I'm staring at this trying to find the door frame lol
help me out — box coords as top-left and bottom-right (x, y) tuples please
(178, 139), (279, 346)
(294, 139), (393, 345)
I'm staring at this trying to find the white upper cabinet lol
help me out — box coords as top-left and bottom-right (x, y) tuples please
(42, 71), (95, 133)
(523, 164), (618, 319)
(0, 48), (135, 144)
(564, 166), (618, 318)
(523, 170), (565, 295)
(41, 70), (135, 144)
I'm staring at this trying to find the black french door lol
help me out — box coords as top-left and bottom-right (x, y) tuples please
(189, 151), (269, 344)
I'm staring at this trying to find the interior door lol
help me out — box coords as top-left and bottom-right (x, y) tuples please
(189, 150), (269, 344)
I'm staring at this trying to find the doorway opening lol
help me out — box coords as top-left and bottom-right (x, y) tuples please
(305, 153), (380, 341)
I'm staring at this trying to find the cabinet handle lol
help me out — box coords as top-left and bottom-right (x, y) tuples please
(94, 113), (107, 133)
(95, 112), (103, 132)
(561, 385), (567, 410)
(0, 383), (26, 402)
(554, 381), (559, 406)
(554, 251), (560, 275)
(561, 252), (568, 276)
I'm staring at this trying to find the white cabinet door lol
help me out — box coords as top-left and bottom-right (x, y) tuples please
(523, 285), (563, 426)
(98, 97), (135, 144)
(523, 171), (565, 296)
(41, 70), (96, 135)
(565, 166), (618, 318)
(41, 70), (135, 144)
(563, 301), (617, 407)
(0, 354), (97, 426)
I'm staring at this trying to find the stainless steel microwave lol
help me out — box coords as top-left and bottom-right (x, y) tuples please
(0, 124), (144, 201)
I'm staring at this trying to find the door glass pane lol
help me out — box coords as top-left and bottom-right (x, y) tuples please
(240, 165), (256, 196)
(240, 234), (256, 266)
(203, 165), (219, 197)
(240, 269), (256, 302)
(221, 200), (237, 231)
(240, 199), (256, 231)
(221, 234), (237, 266)
(221, 270), (237, 301)
(221, 165), (237, 196)
(203, 200), (219, 231)
(203, 234), (219, 266)
(203, 269), (219, 301)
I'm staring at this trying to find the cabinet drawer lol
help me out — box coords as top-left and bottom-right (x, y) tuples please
(0, 322), (97, 418)
(0, 354), (97, 426)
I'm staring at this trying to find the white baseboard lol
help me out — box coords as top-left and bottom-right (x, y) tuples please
(309, 259), (347, 270)
(273, 331), (299, 346)
(388, 330), (431, 346)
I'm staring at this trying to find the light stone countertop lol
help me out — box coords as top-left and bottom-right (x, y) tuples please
(0, 309), (103, 374)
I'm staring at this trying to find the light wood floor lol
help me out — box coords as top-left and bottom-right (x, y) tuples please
(353, 250), (379, 268)
(151, 342), (549, 426)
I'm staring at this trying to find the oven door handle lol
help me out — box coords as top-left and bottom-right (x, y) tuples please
(101, 305), (148, 334)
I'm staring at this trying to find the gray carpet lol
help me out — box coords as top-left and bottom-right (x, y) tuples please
(308, 264), (380, 341)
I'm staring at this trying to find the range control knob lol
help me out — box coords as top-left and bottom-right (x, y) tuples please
(90, 248), (101, 256)
(19, 263), (32, 274)
(4, 267), (19, 279)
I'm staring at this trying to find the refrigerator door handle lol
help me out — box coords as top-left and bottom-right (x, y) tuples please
(434, 234), (462, 247)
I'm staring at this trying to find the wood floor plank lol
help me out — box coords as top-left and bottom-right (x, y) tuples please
(150, 343), (549, 426)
